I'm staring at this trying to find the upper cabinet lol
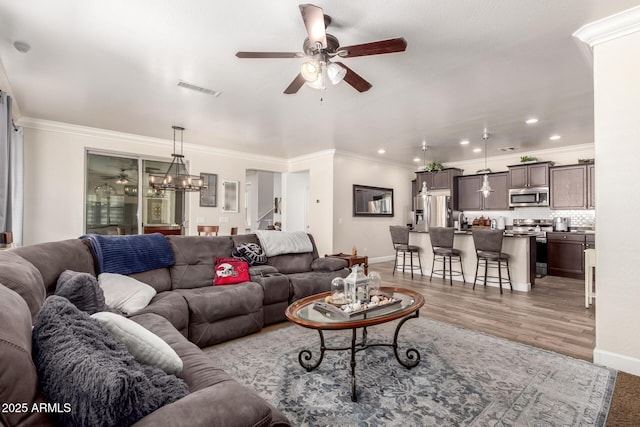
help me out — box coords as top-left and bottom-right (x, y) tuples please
(415, 168), (462, 192)
(507, 162), (552, 189)
(550, 163), (595, 210)
(455, 172), (509, 211)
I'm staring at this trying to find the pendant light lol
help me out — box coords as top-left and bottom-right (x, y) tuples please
(419, 140), (429, 195)
(148, 126), (204, 192)
(478, 129), (494, 198)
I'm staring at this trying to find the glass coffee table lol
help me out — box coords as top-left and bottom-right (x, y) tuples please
(285, 287), (424, 402)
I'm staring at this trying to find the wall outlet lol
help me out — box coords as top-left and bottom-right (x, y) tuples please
(196, 217), (205, 224)
(219, 217), (229, 223)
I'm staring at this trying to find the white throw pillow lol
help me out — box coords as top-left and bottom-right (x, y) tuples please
(91, 311), (183, 375)
(98, 273), (156, 315)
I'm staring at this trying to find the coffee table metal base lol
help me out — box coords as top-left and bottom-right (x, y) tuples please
(297, 310), (421, 402)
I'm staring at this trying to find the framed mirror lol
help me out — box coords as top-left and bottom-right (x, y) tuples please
(353, 184), (394, 217)
(222, 180), (239, 212)
(199, 173), (217, 207)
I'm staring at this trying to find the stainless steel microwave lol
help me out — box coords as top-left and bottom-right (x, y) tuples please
(508, 187), (550, 207)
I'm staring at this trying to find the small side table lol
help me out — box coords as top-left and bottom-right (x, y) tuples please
(325, 253), (368, 275)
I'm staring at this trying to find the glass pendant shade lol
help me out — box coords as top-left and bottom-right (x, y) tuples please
(148, 126), (204, 192)
(479, 173), (494, 198)
(305, 67), (326, 90)
(326, 62), (346, 85)
(301, 61), (321, 82)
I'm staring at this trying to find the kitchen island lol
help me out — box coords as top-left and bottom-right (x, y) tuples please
(409, 230), (536, 292)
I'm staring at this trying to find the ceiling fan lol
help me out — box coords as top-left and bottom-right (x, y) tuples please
(101, 169), (132, 184)
(236, 3), (407, 94)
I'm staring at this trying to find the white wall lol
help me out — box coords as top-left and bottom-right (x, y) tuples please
(332, 152), (415, 260)
(20, 119), (287, 244)
(284, 170), (308, 233)
(590, 29), (640, 375)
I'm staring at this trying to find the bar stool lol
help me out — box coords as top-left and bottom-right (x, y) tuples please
(429, 227), (464, 285)
(472, 229), (512, 294)
(389, 226), (423, 278)
(230, 227), (238, 236)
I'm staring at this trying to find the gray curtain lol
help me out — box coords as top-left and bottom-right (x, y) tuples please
(0, 91), (24, 246)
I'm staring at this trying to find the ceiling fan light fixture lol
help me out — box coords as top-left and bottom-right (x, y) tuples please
(326, 62), (346, 85)
(301, 60), (321, 82)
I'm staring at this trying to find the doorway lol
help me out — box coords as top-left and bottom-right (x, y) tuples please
(245, 170), (282, 232)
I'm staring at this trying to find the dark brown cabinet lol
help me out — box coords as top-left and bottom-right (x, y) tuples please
(550, 164), (594, 210)
(508, 162), (551, 189)
(416, 168), (462, 192)
(587, 164), (595, 209)
(455, 172), (509, 211)
(547, 232), (592, 279)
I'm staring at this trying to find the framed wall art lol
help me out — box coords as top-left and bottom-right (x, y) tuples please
(200, 173), (217, 207)
(222, 180), (239, 213)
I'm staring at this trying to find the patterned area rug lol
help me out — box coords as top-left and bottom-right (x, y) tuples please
(206, 317), (616, 426)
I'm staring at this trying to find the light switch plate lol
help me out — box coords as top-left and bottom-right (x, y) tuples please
(219, 217), (229, 223)
(196, 217), (205, 224)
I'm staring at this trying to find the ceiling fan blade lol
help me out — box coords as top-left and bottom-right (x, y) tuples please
(284, 73), (306, 94)
(334, 62), (372, 92)
(236, 51), (305, 59)
(337, 38), (407, 58)
(299, 4), (327, 49)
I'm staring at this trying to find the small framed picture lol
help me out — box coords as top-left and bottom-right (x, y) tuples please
(200, 173), (217, 207)
(222, 180), (239, 213)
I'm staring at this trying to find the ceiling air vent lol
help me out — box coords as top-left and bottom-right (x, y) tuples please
(177, 80), (221, 97)
(499, 147), (516, 152)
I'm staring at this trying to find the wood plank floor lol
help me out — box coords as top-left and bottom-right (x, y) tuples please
(373, 260), (595, 361)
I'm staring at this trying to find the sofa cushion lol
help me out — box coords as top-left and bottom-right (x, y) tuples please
(0, 251), (46, 320)
(248, 264), (279, 277)
(12, 239), (96, 294)
(135, 291), (190, 337)
(214, 257), (250, 285)
(92, 311), (183, 375)
(232, 242), (267, 266)
(32, 296), (189, 427)
(129, 267), (173, 293)
(168, 236), (235, 290)
(288, 270), (350, 302)
(177, 282), (264, 347)
(267, 252), (315, 274)
(311, 257), (349, 272)
(55, 270), (107, 314)
(0, 285), (44, 427)
(99, 273), (157, 315)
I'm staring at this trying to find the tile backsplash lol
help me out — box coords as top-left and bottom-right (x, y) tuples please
(462, 207), (595, 228)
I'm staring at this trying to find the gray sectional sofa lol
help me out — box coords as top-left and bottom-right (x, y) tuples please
(0, 233), (349, 427)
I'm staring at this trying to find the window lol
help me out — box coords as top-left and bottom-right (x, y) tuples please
(85, 152), (185, 235)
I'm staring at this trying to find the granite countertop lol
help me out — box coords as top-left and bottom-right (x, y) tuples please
(410, 229), (537, 237)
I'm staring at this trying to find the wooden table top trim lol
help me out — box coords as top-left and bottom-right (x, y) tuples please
(285, 286), (424, 330)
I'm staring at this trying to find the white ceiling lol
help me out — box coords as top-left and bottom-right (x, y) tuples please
(0, 0), (638, 166)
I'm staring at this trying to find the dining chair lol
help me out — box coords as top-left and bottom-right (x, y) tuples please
(197, 225), (219, 236)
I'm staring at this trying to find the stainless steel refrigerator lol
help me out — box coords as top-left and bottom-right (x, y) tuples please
(414, 190), (450, 230)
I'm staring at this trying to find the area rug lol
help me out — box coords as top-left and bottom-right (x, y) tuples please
(206, 317), (616, 426)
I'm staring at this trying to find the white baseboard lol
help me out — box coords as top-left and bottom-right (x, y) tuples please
(368, 255), (395, 264)
(594, 348), (640, 376)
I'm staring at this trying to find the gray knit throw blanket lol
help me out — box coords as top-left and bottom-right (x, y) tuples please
(32, 296), (189, 427)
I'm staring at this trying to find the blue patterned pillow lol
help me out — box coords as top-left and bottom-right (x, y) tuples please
(232, 243), (267, 266)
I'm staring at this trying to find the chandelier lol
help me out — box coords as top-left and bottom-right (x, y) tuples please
(478, 129), (494, 198)
(148, 126), (204, 192)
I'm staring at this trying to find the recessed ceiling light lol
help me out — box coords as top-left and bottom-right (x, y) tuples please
(459, 140), (470, 145)
(473, 148), (482, 153)
(413, 157), (421, 162)
(377, 149), (386, 154)
(549, 135), (561, 141)
(525, 118), (539, 124)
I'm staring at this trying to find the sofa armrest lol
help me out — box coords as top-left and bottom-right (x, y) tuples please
(132, 382), (279, 427)
(311, 257), (348, 272)
(133, 291), (189, 337)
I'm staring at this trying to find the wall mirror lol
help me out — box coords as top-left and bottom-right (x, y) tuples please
(222, 180), (239, 212)
(353, 184), (394, 217)
(200, 173), (217, 207)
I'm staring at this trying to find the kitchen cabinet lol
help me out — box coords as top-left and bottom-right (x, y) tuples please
(455, 172), (509, 211)
(415, 168), (462, 192)
(508, 162), (551, 189)
(547, 232), (591, 279)
(550, 164), (594, 210)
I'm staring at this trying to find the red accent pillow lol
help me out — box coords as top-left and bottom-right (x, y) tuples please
(213, 257), (250, 285)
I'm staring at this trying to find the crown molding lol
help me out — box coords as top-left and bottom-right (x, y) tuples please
(16, 117), (288, 167)
(573, 6), (640, 49)
(288, 149), (336, 164)
(334, 149), (417, 171)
